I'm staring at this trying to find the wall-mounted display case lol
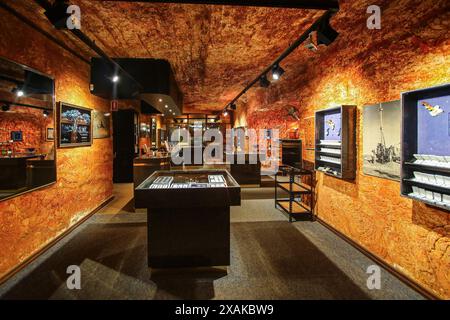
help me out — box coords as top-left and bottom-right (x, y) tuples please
(401, 83), (450, 212)
(314, 105), (356, 180)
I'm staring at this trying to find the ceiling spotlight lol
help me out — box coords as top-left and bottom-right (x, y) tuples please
(165, 105), (168, 109)
(272, 64), (285, 81)
(169, 109), (172, 112)
(159, 98), (163, 102)
(316, 16), (339, 46)
(112, 75), (120, 83)
(43, 110), (50, 117)
(173, 112), (176, 115)
(2, 104), (10, 112)
(12, 87), (25, 97)
(260, 75), (271, 88)
(223, 110), (228, 117)
(230, 103), (237, 110)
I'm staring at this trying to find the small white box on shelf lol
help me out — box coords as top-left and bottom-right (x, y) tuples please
(433, 192), (442, 202)
(414, 154), (425, 164)
(442, 194), (450, 205)
(435, 175), (445, 186)
(422, 155), (432, 164)
(425, 190), (434, 201)
(419, 188), (426, 198)
(444, 176), (450, 187)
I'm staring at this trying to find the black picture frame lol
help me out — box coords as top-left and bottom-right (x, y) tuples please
(11, 131), (23, 142)
(58, 102), (93, 148)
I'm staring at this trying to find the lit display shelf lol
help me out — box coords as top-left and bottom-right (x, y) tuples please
(401, 83), (450, 212)
(314, 105), (356, 180)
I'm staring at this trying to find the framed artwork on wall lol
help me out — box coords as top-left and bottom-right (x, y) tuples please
(46, 128), (54, 141)
(362, 100), (401, 181)
(10, 131), (23, 142)
(58, 102), (92, 148)
(302, 116), (315, 150)
(93, 110), (111, 139)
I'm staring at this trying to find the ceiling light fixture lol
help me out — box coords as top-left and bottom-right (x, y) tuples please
(165, 105), (168, 108)
(2, 104), (10, 112)
(43, 110), (50, 117)
(112, 75), (120, 83)
(259, 75), (271, 88)
(223, 110), (228, 117)
(316, 17), (339, 46)
(271, 64), (285, 81)
(159, 98), (163, 102)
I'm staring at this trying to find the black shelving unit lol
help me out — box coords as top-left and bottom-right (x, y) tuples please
(275, 165), (314, 222)
(401, 83), (450, 212)
(314, 105), (356, 180)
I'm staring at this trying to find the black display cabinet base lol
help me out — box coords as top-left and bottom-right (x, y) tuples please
(147, 207), (230, 268)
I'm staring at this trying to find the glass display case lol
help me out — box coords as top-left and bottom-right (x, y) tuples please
(314, 105), (356, 180)
(135, 169), (241, 268)
(401, 83), (450, 211)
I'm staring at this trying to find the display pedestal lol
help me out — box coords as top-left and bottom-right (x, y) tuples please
(135, 169), (241, 268)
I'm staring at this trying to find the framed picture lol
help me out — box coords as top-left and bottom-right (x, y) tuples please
(11, 131), (23, 142)
(362, 100), (401, 181)
(58, 102), (92, 148)
(93, 110), (111, 139)
(302, 116), (315, 150)
(46, 128), (54, 141)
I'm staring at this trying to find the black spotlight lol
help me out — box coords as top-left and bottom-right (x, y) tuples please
(272, 64), (285, 81)
(316, 16), (339, 46)
(259, 75), (271, 88)
(2, 104), (10, 112)
(43, 110), (50, 117)
(230, 103), (237, 110)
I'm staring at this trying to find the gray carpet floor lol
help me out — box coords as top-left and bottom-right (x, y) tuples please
(0, 185), (424, 300)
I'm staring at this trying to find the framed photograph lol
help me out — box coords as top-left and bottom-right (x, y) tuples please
(362, 100), (401, 181)
(11, 131), (23, 142)
(46, 128), (54, 141)
(58, 102), (92, 148)
(302, 116), (315, 150)
(93, 110), (111, 139)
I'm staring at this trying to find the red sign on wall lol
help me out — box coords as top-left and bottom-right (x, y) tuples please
(111, 100), (118, 112)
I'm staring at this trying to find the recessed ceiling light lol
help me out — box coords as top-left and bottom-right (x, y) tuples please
(159, 98), (163, 102)
(169, 109), (172, 112)
(165, 105), (168, 108)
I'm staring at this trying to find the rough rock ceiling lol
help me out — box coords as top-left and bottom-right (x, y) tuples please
(3, 0), (323, 111)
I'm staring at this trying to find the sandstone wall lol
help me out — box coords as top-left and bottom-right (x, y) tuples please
(243, 0), (450, 298)
(0, 7), (113, 280)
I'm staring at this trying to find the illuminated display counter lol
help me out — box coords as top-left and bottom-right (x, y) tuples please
(135, 169), (241, 268)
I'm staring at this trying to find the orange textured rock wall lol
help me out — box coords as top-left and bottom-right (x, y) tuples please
(0, 8), (113, 279)
(244, 0), (450, 298)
